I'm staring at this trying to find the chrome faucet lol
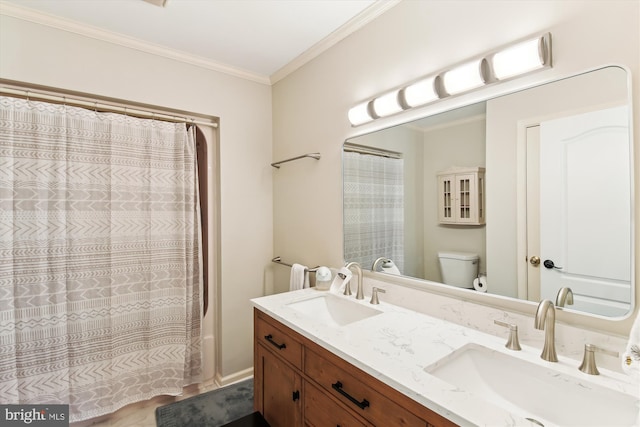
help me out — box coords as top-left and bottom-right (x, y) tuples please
(371, 257), (390, 272)
(534, 299), (558, 362)
(555, 287), (574, 308)
(345, 261), (364, 300)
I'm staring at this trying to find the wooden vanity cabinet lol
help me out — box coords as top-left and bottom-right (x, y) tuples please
(254, 309), (457, 427)
(254, 312), (303, 426)
(255, 344), (302, 426)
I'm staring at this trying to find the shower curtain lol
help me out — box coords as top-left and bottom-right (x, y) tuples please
(343, 151), (404, 272)
(0, 96), (202, 422)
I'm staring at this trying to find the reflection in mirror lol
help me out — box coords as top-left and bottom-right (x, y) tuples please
(343, 66), (633, 318)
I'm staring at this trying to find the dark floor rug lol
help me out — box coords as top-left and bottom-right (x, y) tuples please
(155, 378), (254, 427)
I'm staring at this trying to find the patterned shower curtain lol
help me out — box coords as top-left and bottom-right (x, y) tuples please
(0, 96), (202, 422)
(343, 151), (404, 272)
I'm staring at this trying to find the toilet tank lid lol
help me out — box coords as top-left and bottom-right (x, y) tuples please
(438, 251), (479, 261)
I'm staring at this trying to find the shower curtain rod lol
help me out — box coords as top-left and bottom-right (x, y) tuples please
(344, 142), (402, 159)
(0, 86), (218, 128)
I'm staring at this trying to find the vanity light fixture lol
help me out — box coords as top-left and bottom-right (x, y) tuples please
(401, 76), (439, 108)
(372, 90), (403, 117)
(348, 100), (374, 126)
(490, 34), (550, 80)
(348, 32), (551, 126)
(441, 58), (486, 96)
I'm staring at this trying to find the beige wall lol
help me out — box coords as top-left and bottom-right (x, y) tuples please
(273, 0), (640, 335)
(422, 117), (486, 283)
(0, 15), (273, 381)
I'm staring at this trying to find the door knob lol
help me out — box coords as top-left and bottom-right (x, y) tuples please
(543, 259), (563, 270)
(530, 256), (540, 266)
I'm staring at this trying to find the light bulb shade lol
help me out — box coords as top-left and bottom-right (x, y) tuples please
(402, 77), (439, 107)
(347, 33), (552, 125)
(372, 90), (403, 117)
(442, 59), (485, 95)
(491, 35), (548, 80)
(348, 101), (374, 126)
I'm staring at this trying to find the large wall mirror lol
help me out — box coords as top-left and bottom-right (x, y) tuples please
(343, 66), (633, 318)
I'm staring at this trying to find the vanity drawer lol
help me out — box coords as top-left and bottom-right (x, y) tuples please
(305, 347), (424, 427)
(255, 311), (303, 370)
(304, 381), (367, 427)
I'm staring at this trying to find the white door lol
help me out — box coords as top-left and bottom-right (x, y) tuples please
(535, 105), (631, 316)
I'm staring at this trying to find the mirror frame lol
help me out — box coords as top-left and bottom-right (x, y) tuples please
(343, 64), (636, 334)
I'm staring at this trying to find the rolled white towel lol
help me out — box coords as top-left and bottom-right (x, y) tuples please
(289, 263), (309, 291)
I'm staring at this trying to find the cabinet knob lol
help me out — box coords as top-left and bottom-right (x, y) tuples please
(292, 390), (300, 401)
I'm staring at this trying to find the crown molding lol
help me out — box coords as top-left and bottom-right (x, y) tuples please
(1, 0), (400, 86)
(0, 1), (271, 85)
(270, 0), (402, 84)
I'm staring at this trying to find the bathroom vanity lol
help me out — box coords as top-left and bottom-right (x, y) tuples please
(254, 308), (454, 427)
(252, 288), (639, 427)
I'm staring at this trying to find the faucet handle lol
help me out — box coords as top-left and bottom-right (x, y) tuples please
(494, 320), (522, 351)
(343, 279), (352, 296)
(370, 287), (386, 305)
(337, 271), (353, 296)
(578, 344), (619, 375)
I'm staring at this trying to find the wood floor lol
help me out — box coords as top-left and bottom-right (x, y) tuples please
(70, 382), (220, 427)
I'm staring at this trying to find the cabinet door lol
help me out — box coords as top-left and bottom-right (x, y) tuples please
(256, 344), (302, 427)
(304, 381), (367, 427)
(454, 173), (477, 223)
(437, 175), (455, 223)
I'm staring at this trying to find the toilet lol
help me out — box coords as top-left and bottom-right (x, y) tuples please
(437, 251), (479, 289)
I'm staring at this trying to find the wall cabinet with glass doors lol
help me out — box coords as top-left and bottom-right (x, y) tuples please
(437, 167), (485, 225)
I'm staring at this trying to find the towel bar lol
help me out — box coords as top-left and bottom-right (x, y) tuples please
(271, 256), (319, 273)
(271, 153), (320, 169)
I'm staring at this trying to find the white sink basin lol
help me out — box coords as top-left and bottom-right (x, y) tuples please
(286, 294), (382, 327)
(424, 343), (639, 426)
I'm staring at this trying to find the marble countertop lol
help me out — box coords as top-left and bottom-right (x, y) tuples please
(251, 288), (639, 427)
